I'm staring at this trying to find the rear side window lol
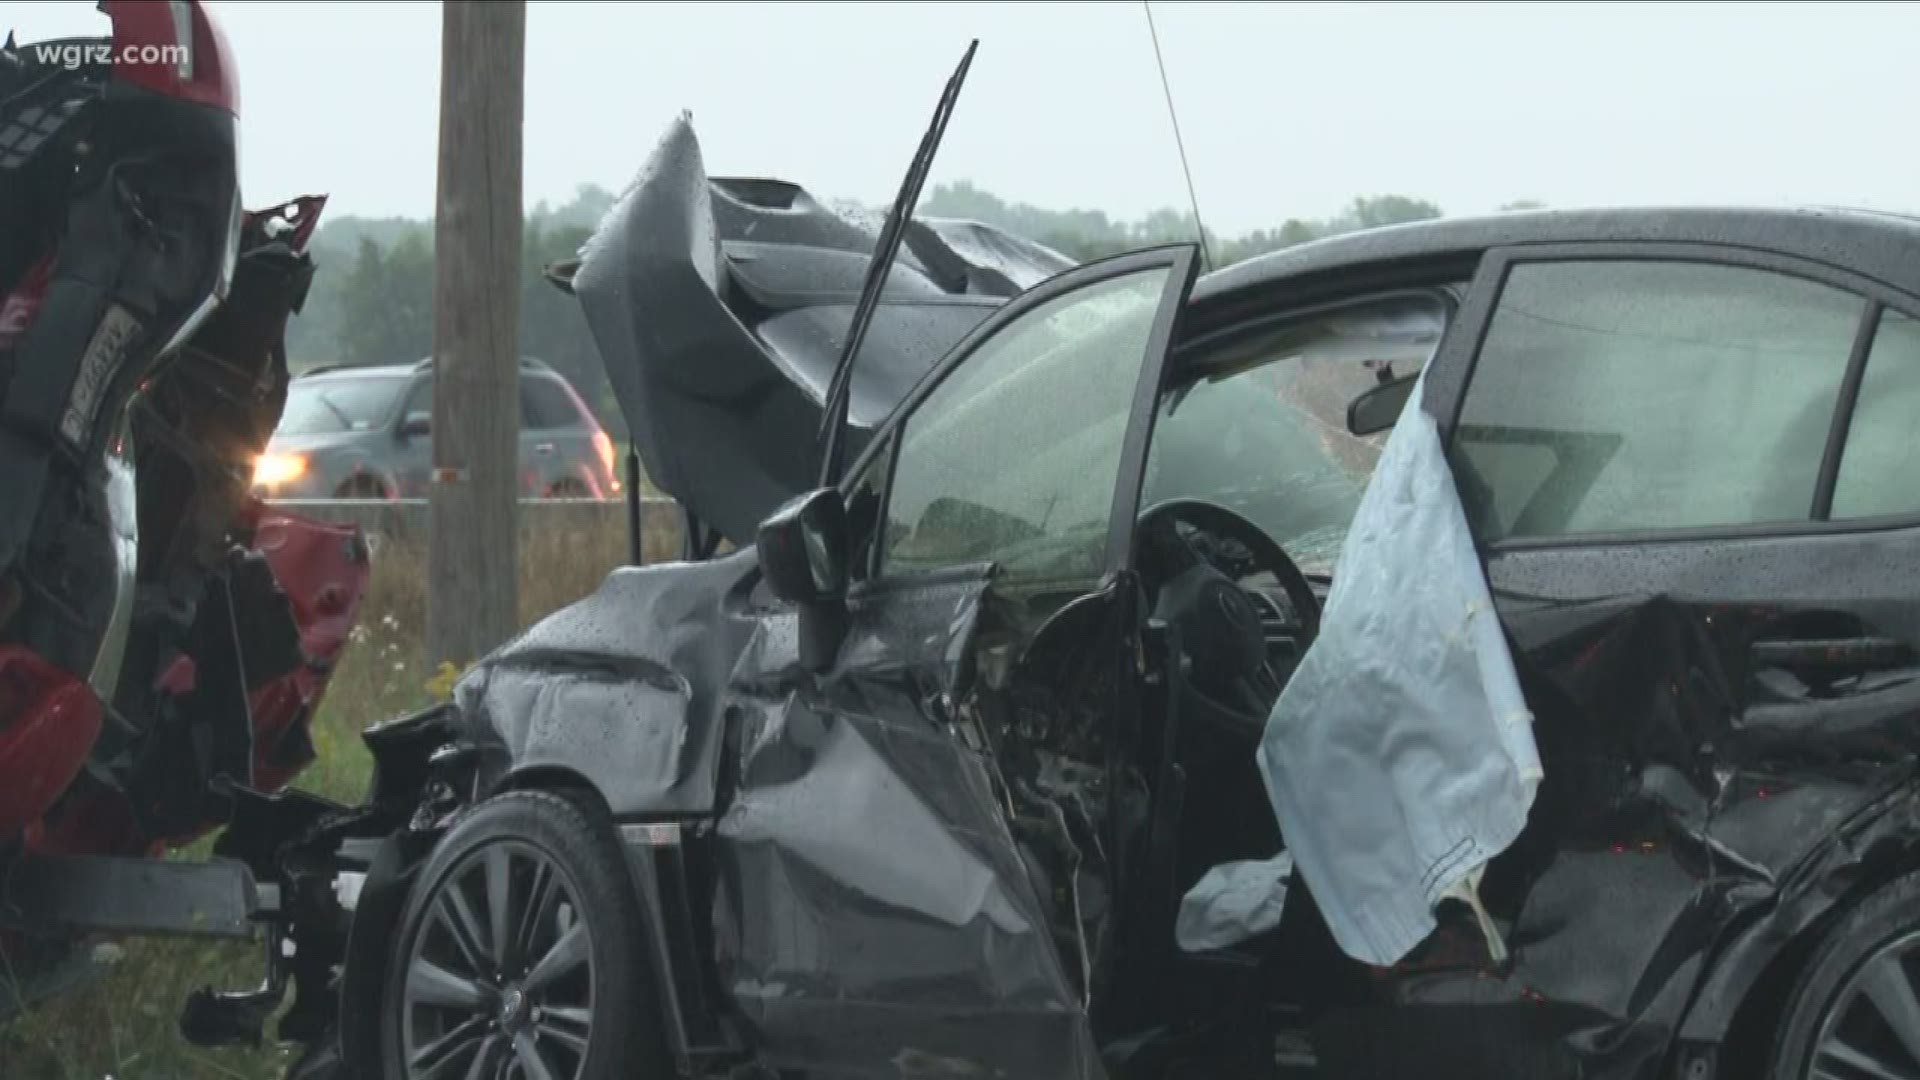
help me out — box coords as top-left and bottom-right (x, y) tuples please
(1453, 260), (1865, 540)
(403, 377), (432, 418)
(522, 378), (585, 430)
(1832, 309), (1920, 520)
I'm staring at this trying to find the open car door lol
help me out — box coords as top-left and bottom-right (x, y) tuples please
(713, 244), (1200, 1080)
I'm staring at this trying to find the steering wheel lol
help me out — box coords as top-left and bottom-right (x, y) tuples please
(1137, 498), (1322, 739)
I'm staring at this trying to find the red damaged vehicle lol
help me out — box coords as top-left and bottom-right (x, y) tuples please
(0, 0), (368, 1023)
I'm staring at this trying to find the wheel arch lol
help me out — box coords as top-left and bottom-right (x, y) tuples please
(542, 478), (595, 501)
(1673, 788), (1920, 1078)
(484, 762), (733, 1072)
(492, 763), (605, 806)
(333, 462), (399, 499)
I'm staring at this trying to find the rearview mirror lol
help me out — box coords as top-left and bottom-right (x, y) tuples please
(399, 412), (431, 440)
(1347, 374), (1418, 437)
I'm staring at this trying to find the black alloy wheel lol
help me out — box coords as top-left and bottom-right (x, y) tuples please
(1773, 872), (1920, 1080)
(382, 790), (666, 1080)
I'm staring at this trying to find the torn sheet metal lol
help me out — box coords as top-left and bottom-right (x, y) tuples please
(1357, 587), (1920, 1078)
(1257, 380), (1542, 966)
(452, 546), (1098, 1076)
(572, 115), (1074, 545)
(714, 569), (1102, 1079)
(452, 551), (761, 816)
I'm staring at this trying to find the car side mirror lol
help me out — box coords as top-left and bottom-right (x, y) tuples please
(756, 488), (850, 671)
(399, 411), (431, 440)
(1347, 373), (1418, 437)
(758, 488), (848, 604)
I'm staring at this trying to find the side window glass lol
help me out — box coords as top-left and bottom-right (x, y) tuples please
(522, 378), (581, 430)
(1833, 309), (1920, 519)
(404, 378), (432, 420)
(517, 381), (537, 429)
(1454, 260), (1865, 539)
(880, 266), (1172, 586)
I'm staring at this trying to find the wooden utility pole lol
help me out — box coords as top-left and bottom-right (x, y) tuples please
(428, 0), (524, 667)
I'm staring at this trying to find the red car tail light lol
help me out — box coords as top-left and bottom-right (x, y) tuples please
(0, 646), (104, 837)
(0, 255), (53, 352)
(99, 0), (239, 116)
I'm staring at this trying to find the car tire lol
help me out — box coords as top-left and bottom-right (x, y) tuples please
(1769, 869), (1920, 1079)
(380, 789), (669, 1080)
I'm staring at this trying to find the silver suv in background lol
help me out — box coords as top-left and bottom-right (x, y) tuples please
(252, 357), (620, 499)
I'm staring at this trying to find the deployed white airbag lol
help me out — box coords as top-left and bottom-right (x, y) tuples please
(1255, 380), (1542, 967)
(1175, 853), (1294, 954)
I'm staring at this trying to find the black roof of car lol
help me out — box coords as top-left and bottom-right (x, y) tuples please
(1191, 205), (1920, 317)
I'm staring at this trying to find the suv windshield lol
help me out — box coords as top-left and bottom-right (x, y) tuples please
(1141, 294), (1451, 576)
(278, 375), (408, 435)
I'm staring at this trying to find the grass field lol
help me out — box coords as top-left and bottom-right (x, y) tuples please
(0, 511), (680, 1080)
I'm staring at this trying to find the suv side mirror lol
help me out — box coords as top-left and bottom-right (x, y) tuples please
(757, 488), (850, 671)
(1347, 373), (1418, 437)
(399, 411), (432, 440)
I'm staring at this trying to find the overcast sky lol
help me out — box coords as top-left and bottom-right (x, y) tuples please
(11, 1), (1918, 236)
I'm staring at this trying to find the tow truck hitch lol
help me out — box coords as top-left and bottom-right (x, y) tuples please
(0, 845), (297, 1046)
(0, 781), (382, 1050)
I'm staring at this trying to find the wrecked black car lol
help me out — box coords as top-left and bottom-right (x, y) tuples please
(1, 0), (369, 1025)
(271, 118), (1920, 1080)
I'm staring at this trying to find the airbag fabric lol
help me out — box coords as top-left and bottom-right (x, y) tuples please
(1256, 383), (1542, 966)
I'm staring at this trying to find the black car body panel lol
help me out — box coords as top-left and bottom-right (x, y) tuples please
(714, 567), (1102, 1076)
(447, 550), (1106, 1075)
(571, 115), (1074, 545)
(453, 551), (761, 816)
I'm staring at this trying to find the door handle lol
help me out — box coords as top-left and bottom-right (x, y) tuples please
(534, 442), (555, 455)
(1751, 636), (1913, 672)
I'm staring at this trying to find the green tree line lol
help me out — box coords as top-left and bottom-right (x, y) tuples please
(286, 182), (1544, 436)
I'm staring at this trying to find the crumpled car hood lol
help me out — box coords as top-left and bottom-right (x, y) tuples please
(571, 115), (1075, 544)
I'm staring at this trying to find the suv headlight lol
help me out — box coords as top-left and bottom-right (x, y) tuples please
(252, 451), (307, 489)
